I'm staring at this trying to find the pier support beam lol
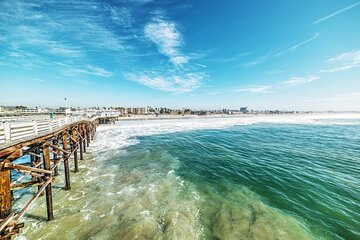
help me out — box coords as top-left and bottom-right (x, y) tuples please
(72, 129), (78, 173)
(79, 130), (83, 160)
(62, 133), (71, 191)
(90, 124), (94, 141)
(35, 147), (44, 196)
(42, 142), (54, 221)
(86, 126), (90, 148)
(83, 126), (87, 153)
(52, 139), (59, 176)
(0, 160), (11, 220)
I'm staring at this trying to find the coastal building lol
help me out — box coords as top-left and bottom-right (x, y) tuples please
(21, 107), (49, 114)
(125, 107), (149, 115)
(240, 107), (248, 114)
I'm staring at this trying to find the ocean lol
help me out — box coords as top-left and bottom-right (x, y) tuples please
(15, 114), (360, 240)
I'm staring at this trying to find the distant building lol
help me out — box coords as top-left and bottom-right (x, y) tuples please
(126, 108), (133, 114)
(240, 107), (248, 114)
(22, 107), (49, 114)
(133, 107), (149, 115)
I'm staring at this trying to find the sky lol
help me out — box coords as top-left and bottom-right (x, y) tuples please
(0, 0), (360, 111)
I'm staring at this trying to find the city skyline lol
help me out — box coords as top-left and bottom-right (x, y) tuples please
(1, 0), (360, 111)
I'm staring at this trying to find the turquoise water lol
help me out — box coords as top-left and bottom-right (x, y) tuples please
(18, 118), (360, 240)
(122, 123), (360, 239)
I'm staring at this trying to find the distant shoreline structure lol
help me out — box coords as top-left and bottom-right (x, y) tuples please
(1, 105), (359, 118)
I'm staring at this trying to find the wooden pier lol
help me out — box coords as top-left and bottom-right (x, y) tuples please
(0, 115), (118, 239)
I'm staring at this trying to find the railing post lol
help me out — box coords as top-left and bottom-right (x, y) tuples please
(32, 120), (38, 135)
(42, 142), (54, 221)
(4, 122), (10, 143)
(49, 120), (53, 132)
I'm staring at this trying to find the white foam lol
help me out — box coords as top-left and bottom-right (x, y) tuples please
(89, 113), (360, 155)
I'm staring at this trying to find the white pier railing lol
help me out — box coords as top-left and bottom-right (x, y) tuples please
(0, 116), (87, 145)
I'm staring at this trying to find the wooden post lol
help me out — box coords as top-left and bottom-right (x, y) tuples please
(42, 142), (54, 221)
(35, 147), (44, 196)
(72, 129), (78, 173)
(90, 125), (94, 141)
(83, 126), (87, 153)
(79, 129), (83, 160)
(86, 126), (90, 147)
(62, 133), (71, 190)
(0, 160), (11, 220)
(53, 139), (59, 176)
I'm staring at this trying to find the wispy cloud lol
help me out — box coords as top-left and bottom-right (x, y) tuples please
(125, 71), (206, 93)
(0, 0), (126, 69)
(303, 92), (360, 102)
(266, 69), (286, 75)
(282, 75), (319, 86)
(134, 12), (208, 93)
(244, 54), (271, 67)
(195, 63), (207, 68)
(110, 6), (132, 28)
(275, 33), (320, 56)
(320, 50), (360, 73)
(235, 85), (271, 93)
(207, 91), (222, 95)
(144, 17), (188, 66)
(212, 52), (251, 64)
(30, 78), (45, 82)
(245, 33), (319, 67)
(312, 1), (360, 25)
(63, 65), (113, 77)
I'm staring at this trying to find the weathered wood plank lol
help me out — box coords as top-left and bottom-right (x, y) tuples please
(0, 161), (11, 219)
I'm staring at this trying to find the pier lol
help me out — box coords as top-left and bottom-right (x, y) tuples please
(0, 114), (118, 239)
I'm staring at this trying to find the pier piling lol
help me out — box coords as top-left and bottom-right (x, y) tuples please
(62, 133), (71, 191)
(42, 142), (54, 221)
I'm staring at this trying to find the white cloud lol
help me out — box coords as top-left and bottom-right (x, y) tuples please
(303, 92), (360, 102)
(320, 50), (360, 73)
(195, 63), (207, 68)
(282, 75), (319, 86)
(245, 33), (319, 67)
(125, 71), (206, 93)
(244, 54), (270, 67)
(235, 85), (271, 93)
(85, 65), (113, 77)
(110, 6), (132, 27)
(63, 65), (112, 77)
(30, 78), (45, 82)
(312, 2), (360, 24)
(1, 0), (124, 62)
(144, 17), (188, 66)
(211, 52), (251, 63)
(276, 33), (319, 56)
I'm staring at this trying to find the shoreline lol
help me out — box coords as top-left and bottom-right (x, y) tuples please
(114, 112), (360, 122)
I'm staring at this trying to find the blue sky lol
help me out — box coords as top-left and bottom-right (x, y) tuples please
(1, 0), (360, 110)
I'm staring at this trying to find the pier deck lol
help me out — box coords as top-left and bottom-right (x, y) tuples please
(0, 115), (118, 239)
